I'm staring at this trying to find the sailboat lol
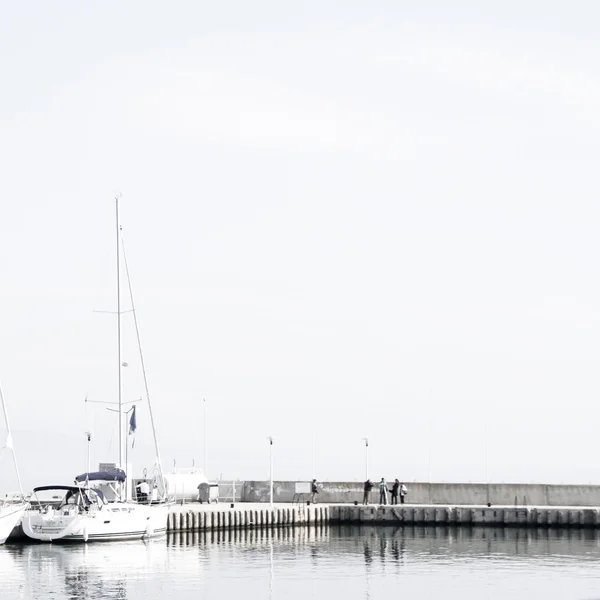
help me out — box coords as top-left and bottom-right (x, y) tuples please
(0, 381), (28, 544)
(22, 197), (169, 542)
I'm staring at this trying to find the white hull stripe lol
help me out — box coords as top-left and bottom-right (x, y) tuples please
(28, 527), (167, 542)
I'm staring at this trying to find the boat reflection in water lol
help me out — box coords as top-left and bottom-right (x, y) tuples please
(11, 540), (169, 600)
(4, 525), (600, 600)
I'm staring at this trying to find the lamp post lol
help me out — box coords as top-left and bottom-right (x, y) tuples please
(428, 420), (432, 484)
(203, 397), (207, 476)
(363, 437), (369, 481)
(428, 388), (433, 485)
(311, 416), (316, 481)
(268, 436), (274, 507)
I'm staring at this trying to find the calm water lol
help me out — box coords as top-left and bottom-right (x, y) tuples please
(3, 526), (600, 599)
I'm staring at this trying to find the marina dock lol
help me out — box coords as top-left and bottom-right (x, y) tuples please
(12, 481), (600, 542)
(329, 504), (600, 527)
(165, 502), (600, 532)
(167, 502), (330, 532)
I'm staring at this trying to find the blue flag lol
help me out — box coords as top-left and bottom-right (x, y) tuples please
(129, 405), (137, 435)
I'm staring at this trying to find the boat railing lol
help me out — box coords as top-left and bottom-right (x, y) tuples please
(0, 492), (28, 507)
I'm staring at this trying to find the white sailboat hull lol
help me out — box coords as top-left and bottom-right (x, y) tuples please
(22, 503), (168, 543)
(0, 504), (27, 544)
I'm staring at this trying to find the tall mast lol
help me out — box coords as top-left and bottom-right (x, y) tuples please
(116, 195), (123, 471)
(121, 235), (166, 498)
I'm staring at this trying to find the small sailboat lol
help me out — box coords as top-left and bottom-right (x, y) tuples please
(22, 196), (169, 542)
(0, 381), (28, 544)
(23, 483), (167, 542)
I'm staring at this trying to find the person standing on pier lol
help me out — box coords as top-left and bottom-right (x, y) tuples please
(400, 482), (408, 504)
(363, 479), (373, 505)
(391, 479), (400, 504)
(311, 479), (319, 504)
(379, 478), (388, 505)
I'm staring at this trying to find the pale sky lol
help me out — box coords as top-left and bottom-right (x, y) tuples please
(1, 1), (600, 492)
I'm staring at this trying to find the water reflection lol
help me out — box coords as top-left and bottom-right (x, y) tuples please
(2, 540), (169, 599)
(148, 524), (600, 568)
(333, 524), (600, 564)
(166, 522), (330, 548)
(2, 525), (600, 600)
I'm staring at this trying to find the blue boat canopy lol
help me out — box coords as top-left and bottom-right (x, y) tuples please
(33, 485), (84, 494)
(74, 468), (126, 483)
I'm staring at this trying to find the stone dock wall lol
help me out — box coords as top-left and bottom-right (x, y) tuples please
(165, 481), (600, 533)
(167, 504), (330, 532)
(331, 504), (600, 527)
(239, 481), (600, 506)
(166, 503), (600, 532)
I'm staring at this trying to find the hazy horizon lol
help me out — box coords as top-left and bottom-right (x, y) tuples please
(2, 1), (600, 493)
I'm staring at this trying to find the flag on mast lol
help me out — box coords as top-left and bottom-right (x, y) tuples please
(129, 405), (137, 434)
(129, 405), (137, 449)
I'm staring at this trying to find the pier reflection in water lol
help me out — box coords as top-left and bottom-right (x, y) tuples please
(3, 526), (600, 599)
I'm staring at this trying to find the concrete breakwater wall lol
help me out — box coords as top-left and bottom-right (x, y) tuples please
(167, 504), (330, 532)
(240, 481), (600, 506)
(330, 505), (600, 527)
(165, 502), (600, 533)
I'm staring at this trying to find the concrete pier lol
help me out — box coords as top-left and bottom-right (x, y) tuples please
(238, 480), (600, 506)
(10, 501), (600, 541)
(328, 504), (600, 527)
(166, 503), (330, 532)
(165, 502), (600, 533)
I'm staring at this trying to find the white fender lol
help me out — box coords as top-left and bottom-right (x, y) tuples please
(145, 518), (154, 538)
